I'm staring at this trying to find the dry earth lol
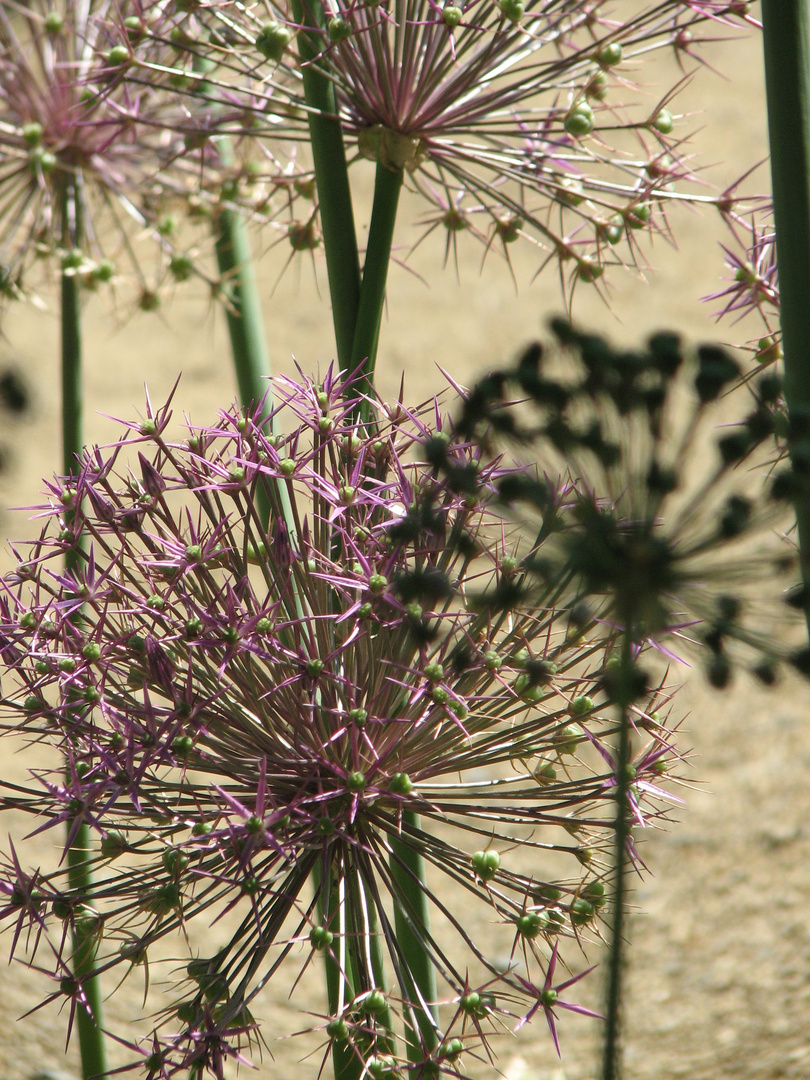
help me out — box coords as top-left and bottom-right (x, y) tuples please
(2, 13), (809, 1080)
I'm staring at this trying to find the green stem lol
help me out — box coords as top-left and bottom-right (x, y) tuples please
(600, 628), (635, 1080)
(349, 162), (404, 415)
(60, 177), (109, 1079)
(315, 857), (361, 1080)
(212, 176), (274, 528)
(290, 0), (361, 370)
(761, 1), (810, 637)
(390, 813), (439, 1063)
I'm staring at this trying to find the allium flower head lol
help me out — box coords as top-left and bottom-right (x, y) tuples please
(0, 0), (230, 300)
(449, 318), (802, 688)
(0, 372), (688, 1075)
(208, 0), (753, 293)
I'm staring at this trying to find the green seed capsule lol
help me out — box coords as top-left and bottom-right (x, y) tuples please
(471, 849), (500, 881)
(597, 41), (623, 67)
(389, 772), (413, 795)
(443, 5), (463, 27)
(564, 103), (594, 137)
(497, 0), (524, 22)
(362, 989), (387, 1014)
(106, 45), (130, 66)
(256, 22), (293, 61)
(346, 771), (366, 792)
(517, 912), (543, 938)
(327, 1017), (349, 1040)
(570, 897), (596, 925)
(651, 108), (673, 135)
(328, 16), (352, 41)
(310, 925), (334, 949)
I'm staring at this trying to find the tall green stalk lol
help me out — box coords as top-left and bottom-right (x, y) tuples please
(60, 176), (109, 1080)
(212, 190), (276, 528)
(390, 815), (439, 1064)
(350, 162), (404, 415)
(290, 0), (361, 370)
(761, 1), (810, 637)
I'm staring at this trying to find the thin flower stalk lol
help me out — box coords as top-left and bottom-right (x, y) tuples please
(0, 371), (691, 1077)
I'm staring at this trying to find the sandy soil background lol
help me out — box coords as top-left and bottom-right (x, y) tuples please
(2, 13), (810, 1080)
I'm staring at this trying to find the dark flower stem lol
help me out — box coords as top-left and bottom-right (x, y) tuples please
(761, 1), (810, 636)
(600, 627), (635, 1080)
(60, 176), (109, 1080)
(290, 0), (361, 371)
(349, 161), (404, 418)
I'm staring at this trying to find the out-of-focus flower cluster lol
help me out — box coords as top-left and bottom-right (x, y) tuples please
(0, 371), (688, 1076)
(0, 0), (304, 307)
(444, 317), (803, 687)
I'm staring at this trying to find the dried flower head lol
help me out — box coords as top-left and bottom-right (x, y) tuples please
(0, 372), (688, 1075)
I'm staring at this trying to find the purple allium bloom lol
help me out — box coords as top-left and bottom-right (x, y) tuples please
(0, 371), (688, 1076)
(155, 0), (754, 294)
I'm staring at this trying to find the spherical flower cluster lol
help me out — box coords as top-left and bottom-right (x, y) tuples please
(0, 1), (302, 306)
(0, 371), (686, 1076)
(133, 0), (755, 294)
(450, 318), (801, 687)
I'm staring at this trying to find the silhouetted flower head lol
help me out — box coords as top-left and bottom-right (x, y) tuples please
(450, 318), (802, 689)
(0, 372), (688, 1075)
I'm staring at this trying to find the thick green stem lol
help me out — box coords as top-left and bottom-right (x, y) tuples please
(60, 177), (109, 1079)
(290, 0), (361, 370)
(600, 629), (635, 1080)
(390, 813), (439, 1063)
(761, 1), (810, 636)
(212, 185), (275, 527)
(315, 858), (360, 1080)
(349, 162), (404, 414)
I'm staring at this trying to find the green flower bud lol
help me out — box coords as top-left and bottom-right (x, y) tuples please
(328, 16), (352, 41)
(564, 103), (594, 137)
(471, 849), (500, 881)
(651, 108), (673, 135)
(389, 772), (413, 795)
(597, 41), (623, 67)
(310, 925), (334, 949)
